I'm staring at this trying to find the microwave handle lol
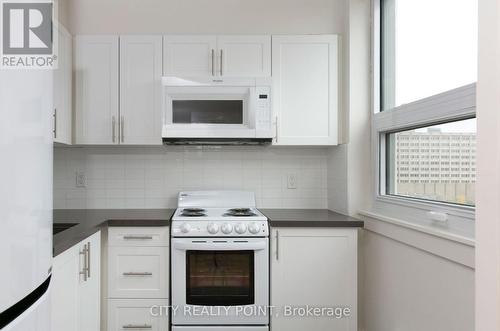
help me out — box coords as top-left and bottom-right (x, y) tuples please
(173, 241), (266, 251)
(220, 49), (223, 76)
(211, 49), (215, 76)
(275, 116), (279, 144)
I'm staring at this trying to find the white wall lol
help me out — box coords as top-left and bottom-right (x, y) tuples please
(361, 230), (475, 331)
(56, 0), (70, 32)
(54, 147), (328, 209)
(327, 0), (371, 216)
(338, 0), (476, 329)
(67, 0), (348, 35)
(476, 0), (500, 328)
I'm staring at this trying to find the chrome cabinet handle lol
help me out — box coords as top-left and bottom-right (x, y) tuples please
(79, 244), (88, 281)
(211, 49), (215, 76)
(220, 49), (223, 76)
(112, 116), (116, 143)
(120, 115), (124, 143)
(123, 272), (153, 276)
(53, 108), (57, 139)
(86, 241), (91, 278)
(122, 325), (152, 329)
(276, 230), (279, 260)
(123, 235), (153, 240)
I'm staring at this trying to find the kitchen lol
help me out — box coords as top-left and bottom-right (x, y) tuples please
(0, 0), (497, 330)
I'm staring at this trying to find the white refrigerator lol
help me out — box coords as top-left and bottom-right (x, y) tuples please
(0, 69), (53, 330)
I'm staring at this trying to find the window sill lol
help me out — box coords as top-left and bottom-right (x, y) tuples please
(358, 210), (475, 268)
(359, 210), (475, 246)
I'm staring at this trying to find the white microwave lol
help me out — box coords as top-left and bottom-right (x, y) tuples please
(162, 77), (274, 145)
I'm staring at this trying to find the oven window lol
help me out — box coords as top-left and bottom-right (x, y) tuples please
(172, 100), (244, 124)
(186, 250), (255, 306)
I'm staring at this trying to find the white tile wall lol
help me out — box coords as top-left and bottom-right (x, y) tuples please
(54, 146), (328, 209)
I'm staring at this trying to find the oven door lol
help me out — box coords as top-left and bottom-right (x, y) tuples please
(163, 86), (258, 138)
(171, 238), (269, 326)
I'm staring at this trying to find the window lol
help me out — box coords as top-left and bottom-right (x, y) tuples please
(374, 0), (477, 212)
(381, 0), (478, 110)
(386, 118), (476, 206)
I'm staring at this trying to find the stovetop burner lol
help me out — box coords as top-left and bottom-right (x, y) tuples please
(228, 208), (251, 213)
(224, 208), (257, 217)
(181, 208), (206, 217)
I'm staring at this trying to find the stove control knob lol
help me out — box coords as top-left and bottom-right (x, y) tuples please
(235, 223), (247, 234)
(180, 223), (191, 234)
(207, 223), (220, 234)
(248, 223), (261, 234)
(221, 223), (233, 234)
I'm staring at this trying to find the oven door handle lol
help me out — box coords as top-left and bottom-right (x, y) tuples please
(173, 241), (267, 251)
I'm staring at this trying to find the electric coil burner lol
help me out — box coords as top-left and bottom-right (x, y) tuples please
(171, 191), (270, 331)
(225, 208), (257, 217)
(180, 208), (207, 217)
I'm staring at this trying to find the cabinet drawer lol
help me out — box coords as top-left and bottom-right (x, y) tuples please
(108, 299), (168, 331)
(108, 227), (169, 247)
(108, 246), (168, 298)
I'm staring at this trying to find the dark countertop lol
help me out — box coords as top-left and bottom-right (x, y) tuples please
(53, 209), (175, 257)
(53, 208), (363, 257)
(261, 209), (364, 228)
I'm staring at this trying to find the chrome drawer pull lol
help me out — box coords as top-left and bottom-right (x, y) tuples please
(122, 324), (152, 329)
(79, 243), (89, 281)
(123, 272), (153, 276)
(123, 236), (153, 240)
(87, 241), (91, 278)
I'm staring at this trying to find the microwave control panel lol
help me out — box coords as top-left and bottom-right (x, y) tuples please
(255, 86), (272, 134)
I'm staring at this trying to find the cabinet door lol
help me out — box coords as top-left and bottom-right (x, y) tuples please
(78, 231), (101, 331)
(120, 36), (163, 145)
(272, 35), (339, 145)
(163, 35), (217, 77)
(271, 227), (357, 331)
(74, 35), (119, 144)
(53, 23), (72, 145)
(217, 35), (271, 77)
(51, 244), (80, 331)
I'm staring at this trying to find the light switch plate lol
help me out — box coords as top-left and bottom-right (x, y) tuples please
(76, 171), (87, 187)
(287, 173), (298, 189)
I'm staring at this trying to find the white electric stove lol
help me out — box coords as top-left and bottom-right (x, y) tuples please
(171, 191), (270, 331)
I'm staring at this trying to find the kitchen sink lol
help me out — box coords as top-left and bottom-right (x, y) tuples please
(53, 223), (79, 235)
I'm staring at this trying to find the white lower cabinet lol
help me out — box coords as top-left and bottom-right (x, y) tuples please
(107, 227), (170, 331)
(51, 231), (101, 331)
(270, 227), (357, 331)
(108, 299), (169, 331)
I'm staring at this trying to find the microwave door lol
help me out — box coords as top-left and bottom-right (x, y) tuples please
(172, 100), (244, 125)
(164, 86), (260, 139)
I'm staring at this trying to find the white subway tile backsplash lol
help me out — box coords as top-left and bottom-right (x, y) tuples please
(53, 146), (328, 209)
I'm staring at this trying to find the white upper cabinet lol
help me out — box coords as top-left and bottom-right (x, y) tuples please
(53, 23), (72, 145)
(272, 35), (340, 145)
(120, 36), (163, 145)
(163, 35), (271, 78)
(163, 35), (217, 77)
(74, 36), (119, 145)
(217, 35), (271, 77)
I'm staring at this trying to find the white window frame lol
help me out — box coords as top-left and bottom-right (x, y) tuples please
(371, 0), (476, 227)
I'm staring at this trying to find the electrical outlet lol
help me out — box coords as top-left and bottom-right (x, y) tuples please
(76, 171), (87, 187)
(287, 173), (298, 189)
